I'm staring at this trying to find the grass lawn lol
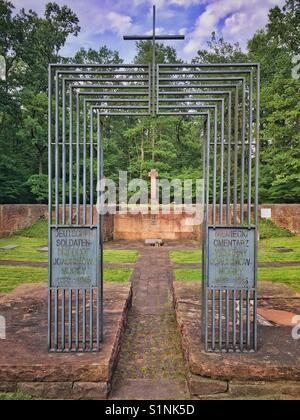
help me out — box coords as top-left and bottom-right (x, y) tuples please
(0, 236), (48, 262)
(0, 266), (133, 293)
(174, 267), (300, 292)
(170, 250), (202, 264)
(170, 237), (300, 264)
(104, 250), (139, 264)
(0, 220), (139, 264)
(258, 267), (300, 292)
(258, 237), (300, 262)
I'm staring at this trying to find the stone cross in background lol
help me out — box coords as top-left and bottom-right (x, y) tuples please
(148, 169), (159, 206)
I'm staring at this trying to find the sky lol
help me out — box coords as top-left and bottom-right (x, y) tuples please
(12, 0), (287, 61)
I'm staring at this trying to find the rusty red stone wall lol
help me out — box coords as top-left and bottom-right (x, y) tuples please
(114, 204), (300, 241)
(0, 205), (114, 241)
(114, 208), (203, 241)
(0, 205), (48, 237)
(260, 204), (300, 235)
(1, 204), (299, 240)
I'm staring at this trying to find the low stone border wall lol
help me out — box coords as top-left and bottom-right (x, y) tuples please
(0, 283), (132, 400)
(173, 282), (300, 399)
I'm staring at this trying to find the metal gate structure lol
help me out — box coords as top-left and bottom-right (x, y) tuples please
(48, 7), (260, 353)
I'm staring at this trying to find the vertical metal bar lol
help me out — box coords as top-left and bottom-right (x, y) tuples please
(213, 107), (218, 225)
(48, 65), (52, 351)
(202, 120), (207, 347)
(226, 289), (230, 350)
(55, 72), (59, 225)
(204, 113), (211, 350)
(75, 289), (79, 351)
(97, 113), (103, 345)
(83, 289), (86, 351)
(246, 290), (251, 349)
(254, 65), (261, 352)
(255, 67), (261, 229)
(69, 289), (72, 351)
(220, 99), (225, 224)
(83, 100), (87, 224)
(69, 87), (73, 224)
(212, 289), (216, 351)
(100, 119), (104, 342)
(62, 79), (66, 225)
(48, 290), (52, 351)
(62, 289), (65, 351)
(232, 290), (236, 350)
(54, 288), (58, 351)
(76, 93), (80, 225)
(227, 92), (232, 224)
(90, 288), (93, 351)
(233, 86), (239, 225)
(219, 290), (223, 351)
(253, 290), (258, 351)
(240, 82), (246, 225)
(248, 74), (253, 226)
(90, 108), (94, 225)
(239, 290), (244, 352)
(96, 288), (100, 351)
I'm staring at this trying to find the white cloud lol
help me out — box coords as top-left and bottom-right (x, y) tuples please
(144, 0), (205, 8)
(184, 0), (286, 55)
(106, 11), (133, 35)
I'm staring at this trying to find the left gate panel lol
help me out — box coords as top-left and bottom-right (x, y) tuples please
(48, 65), (102, 353)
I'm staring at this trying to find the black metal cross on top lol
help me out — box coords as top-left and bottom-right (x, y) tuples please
(123, 5), (185, 114)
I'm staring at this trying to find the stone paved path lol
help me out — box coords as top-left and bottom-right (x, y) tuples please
(110, 246), (190, 400)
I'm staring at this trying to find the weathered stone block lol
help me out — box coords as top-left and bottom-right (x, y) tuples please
(18, 382), (73, 399)
(188, 374), (228, 396)
(72, 382), (108, 400)
(0, 382), (17, 393)
(229, 380), (300, 398)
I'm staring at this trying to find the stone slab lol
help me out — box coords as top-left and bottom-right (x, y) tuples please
(173, 282), (300, 383)
(0, 245), (18, 250)
(0, 282), (132, 399)
(37, 247), (48, 253)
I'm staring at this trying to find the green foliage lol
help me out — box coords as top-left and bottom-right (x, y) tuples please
(19, 218), (48, 238)
(259, 220), (295, 240)
(0, 0), (299, 204)
(192, 32), (248, 64)
(27, 175), (48, 203)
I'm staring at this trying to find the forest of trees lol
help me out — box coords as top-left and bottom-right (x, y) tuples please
(0, 0), (299, 204)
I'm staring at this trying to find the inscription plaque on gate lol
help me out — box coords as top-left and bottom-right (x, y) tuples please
(51, 227), (98, 288)
(208, 227), (255, 289)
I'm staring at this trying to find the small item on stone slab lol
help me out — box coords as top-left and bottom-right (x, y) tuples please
(0, 245), (18, 250)
(145, 239), (164, 247)
(272, 247), (294, 253)
(37, 246), (48, 253)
